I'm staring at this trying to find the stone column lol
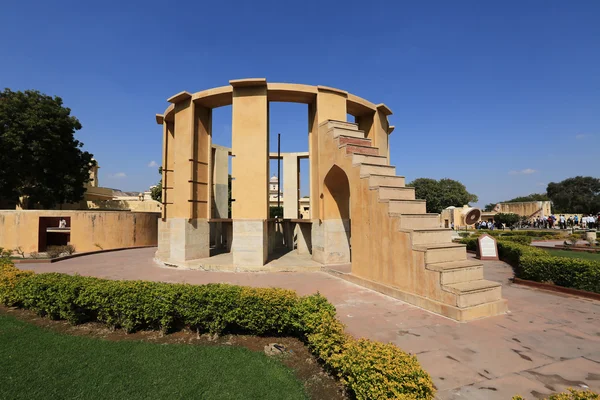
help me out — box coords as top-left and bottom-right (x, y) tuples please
(161, 93), (211, 264)
(230, 79), (269, 266)
(156, 116), (174, 261)
(309, 87), (348, 265)
(283, 153), (299, 219)
(212, 145), (229, 219)
(296, 223), (312, 255)
(211, 145), (229, 249)
(308, 86), (348, 221)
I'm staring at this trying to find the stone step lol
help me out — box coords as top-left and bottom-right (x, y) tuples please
(322, 120), (359, 131)
(373, 186), (415, 201)
(414, 243), (467, 264)
(360, 163), (396, 177)
(368, 174), (406, 188)
(402, 228), (453, 245)
(337, 135), (371, 147)
(444, 280), (503, 308)
(426, 259), (484, 285)
(386, 199), (426, 214)
(341, 143), (379, 156)
(352, 154), (388, 166)
(330, 126), (365, 139)
(398, 214), (441, 229)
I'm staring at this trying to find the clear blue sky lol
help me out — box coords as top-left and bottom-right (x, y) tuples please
(2, 1), (599, 206)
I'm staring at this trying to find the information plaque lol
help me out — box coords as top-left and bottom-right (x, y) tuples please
(477, 234), (499, 260)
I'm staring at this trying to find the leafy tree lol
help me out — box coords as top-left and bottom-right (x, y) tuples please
(484, 203), (497, 212)
(407, 178), (478, 213)
(269, 206), (283, 219)
(547, 176), (600, 214)
(493, 212), (520, 227)
(0, 89), (94, 208)
(504, 193), (549, 203)
(150, 167), (162, 202)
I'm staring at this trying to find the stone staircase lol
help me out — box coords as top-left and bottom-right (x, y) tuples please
(323, 120), (506, 320)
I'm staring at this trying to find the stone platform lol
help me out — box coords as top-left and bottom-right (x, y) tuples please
(160, 249), (323, 272)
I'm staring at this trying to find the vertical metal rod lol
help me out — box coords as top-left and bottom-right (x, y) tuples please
(277, 133), (281, 217)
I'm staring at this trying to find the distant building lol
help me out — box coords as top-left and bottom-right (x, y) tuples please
(268, 175), (310, 219)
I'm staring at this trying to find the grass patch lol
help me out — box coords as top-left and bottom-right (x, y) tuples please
(0, 313), (307, 400)
(543, 249), (600, 262)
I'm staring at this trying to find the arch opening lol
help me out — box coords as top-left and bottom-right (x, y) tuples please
(322, 165), (351, 265)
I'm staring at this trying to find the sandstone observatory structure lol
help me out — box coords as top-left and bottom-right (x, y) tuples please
(155, 79), (507, 321)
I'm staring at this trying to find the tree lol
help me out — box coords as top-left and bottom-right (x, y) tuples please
(484, 203), (497, 212)
(150, 167), (162, 202)
(269, 206), (283, 218)
(0, 89), (94, 208)
(547, 176), (600, 214)
(407, 178), (478, 214)
(493, 212), (520, 228)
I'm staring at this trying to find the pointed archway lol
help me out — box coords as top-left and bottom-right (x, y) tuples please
(320, 165), (351, 264)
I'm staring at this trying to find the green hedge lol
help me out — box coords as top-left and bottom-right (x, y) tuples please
(476, 230), (561, 239)
(460, 238), (600, 293)
(0, 260), (434, 400)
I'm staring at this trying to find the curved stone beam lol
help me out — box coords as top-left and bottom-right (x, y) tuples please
(158, 79), (392, 128)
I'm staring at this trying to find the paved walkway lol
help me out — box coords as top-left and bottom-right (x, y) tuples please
(20, 248), (600, 399)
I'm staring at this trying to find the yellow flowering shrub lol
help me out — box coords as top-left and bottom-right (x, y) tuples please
(513, 388), (599, 399)
(337, 339), (435, 400)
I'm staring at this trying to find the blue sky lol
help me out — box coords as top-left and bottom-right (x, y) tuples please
(2, 0), (598, 206)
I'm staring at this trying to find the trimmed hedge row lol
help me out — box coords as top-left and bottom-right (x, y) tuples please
(478, 230), (562, 238)
(460, 237), (600, 294)
(0, 259), (434, 400)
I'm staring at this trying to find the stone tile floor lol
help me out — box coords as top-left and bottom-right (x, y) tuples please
(20, 248), (600, 399)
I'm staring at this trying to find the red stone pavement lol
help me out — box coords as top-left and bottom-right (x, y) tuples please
(19, 248), (600, 399)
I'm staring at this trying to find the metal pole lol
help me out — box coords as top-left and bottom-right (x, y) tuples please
(277, 133), (281, 218)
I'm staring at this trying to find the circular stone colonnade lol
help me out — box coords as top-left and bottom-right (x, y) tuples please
(155, 78), (394, 268)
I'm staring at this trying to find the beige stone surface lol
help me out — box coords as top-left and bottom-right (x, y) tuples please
(0, 210), (158, 253)
(156, 79), (505, 320)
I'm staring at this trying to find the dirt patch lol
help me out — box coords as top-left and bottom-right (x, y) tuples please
(0, 305), (348, 400)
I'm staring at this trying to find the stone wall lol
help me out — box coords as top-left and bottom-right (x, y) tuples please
(0, 210), (159, 254)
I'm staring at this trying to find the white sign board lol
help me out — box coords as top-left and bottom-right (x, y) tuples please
(477, 234), (498, 260)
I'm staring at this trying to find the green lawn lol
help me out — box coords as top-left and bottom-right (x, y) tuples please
(0, 314), (307, 400)
(544, 249), (600, 262)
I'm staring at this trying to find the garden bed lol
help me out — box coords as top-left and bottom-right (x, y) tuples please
(0, 305), (345, 400)
(460, 237), (600, 294)
(0, 259), (435, 400)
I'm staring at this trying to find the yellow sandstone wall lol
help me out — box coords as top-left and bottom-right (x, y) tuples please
(497, 201), (552, 218)
(0, 210), (159, 254)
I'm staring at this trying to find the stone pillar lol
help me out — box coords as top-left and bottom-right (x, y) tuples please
(308, 86), (348, 221)
(230, 79), (269, 266)
(212, 145), (229, 218)
(283, 153), (299, 219)
(211, 145), (229, 249)
(296, 223), (312, 255)
(159, 93), (211, 264)
(309, 87), (348, 265)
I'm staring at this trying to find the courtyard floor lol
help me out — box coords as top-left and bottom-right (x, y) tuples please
(19, 248), (600, 400)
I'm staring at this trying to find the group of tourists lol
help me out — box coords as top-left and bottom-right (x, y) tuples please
(475, 220), (503, 230)
(532, 214), (598, 230)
